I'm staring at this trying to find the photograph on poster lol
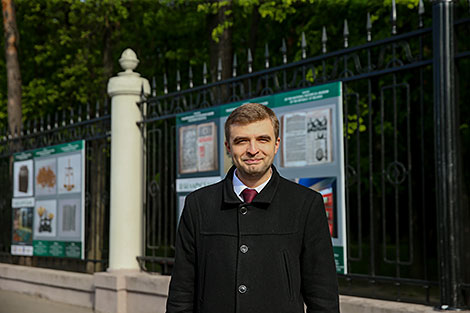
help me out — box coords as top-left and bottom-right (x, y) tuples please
(35, 158), (57, 196)
(295, 177), (337, 238)
(13, 160), (34, 198)
(179, 125), (198, 173)
(281, 108), (333, 167)
(179, 122), (218, 174)
(34, 200), (57, 238)
(58, 198), (81, 238)
(58, 154), (82, 194)
(12, 207), (33, 244)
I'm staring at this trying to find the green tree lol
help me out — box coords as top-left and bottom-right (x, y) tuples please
(0, 0), (425, 131)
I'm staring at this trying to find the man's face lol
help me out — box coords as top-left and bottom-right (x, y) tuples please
(225, 119), (280, 183)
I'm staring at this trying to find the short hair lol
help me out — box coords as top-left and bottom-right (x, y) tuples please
(224, 103), (279, 142)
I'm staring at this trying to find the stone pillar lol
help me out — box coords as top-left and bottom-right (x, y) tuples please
(107, 49), (150, 271)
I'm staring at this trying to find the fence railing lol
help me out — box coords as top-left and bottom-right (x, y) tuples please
(0, 102), (111, 273)
(138, 1), (470, 308)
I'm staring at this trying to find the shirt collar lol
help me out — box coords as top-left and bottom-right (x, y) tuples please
(222, 165), (280, 209)
(232, 168), (272, 201)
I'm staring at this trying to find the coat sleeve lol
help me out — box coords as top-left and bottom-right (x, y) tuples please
(301, 192), (340, 313)
(166, 194), (198, 313)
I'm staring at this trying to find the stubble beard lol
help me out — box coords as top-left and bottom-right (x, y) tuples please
(236, 159), (272, 181)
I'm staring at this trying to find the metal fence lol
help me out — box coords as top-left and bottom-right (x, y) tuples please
(138, 1), (470, 309)
(0, 102), (111, 273)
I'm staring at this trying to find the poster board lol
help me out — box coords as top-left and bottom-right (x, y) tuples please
(11, 140), (86, 259)
(174, 82), (347, 274)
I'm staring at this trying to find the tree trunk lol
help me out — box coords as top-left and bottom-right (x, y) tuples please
(248, 6), (260, 60)
(208, 0), (233, 83)
(102, 17), (114, 101)
(2, 0), (22, 137)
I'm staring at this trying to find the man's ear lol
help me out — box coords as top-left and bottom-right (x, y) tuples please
(225, 141), (231, 155)
(274, 137), (281, 154)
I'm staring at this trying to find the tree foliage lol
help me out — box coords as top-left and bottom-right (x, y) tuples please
(0, 0), (433, 131)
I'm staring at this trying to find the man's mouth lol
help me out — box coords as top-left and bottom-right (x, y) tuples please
(243, 159), (262, 164)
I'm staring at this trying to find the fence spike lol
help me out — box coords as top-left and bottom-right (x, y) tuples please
(54, 112), (59, 128)
(104, 97), (109, 115)
(247, 48), (253, 73)
(13, 125), (18, 138)
(322, 26), (328, 54)
(70, 107), (74, 124)
(264, 43), (270, 69)
(203, 62), (208, 85)
(140, 83), (146, 103)
(95, 101), (100, 118)
(26, 120), (31, 135)
(418, 0), (425, 28)
(176, 69), (181, 92)
(86, 102), (91, 120)
(217, 57), (222, 81)
(152, 76), (157, 96)
(367, 12), (372, 42)
(281, 38), (287, 64)
(33, 118), (38, 133)
(163, 72), (168, 94)
(391, 0), (397, 35)
(78, 106), (82, 122)
(188, 67), (193, 89)
(47, 113), (52, 130)
(232, 53), (238, 78)
(343, 19), (349, 48)
(40, 116), (44, 131)
(61, 110), (66, 126)
(301, 32), (307, 59)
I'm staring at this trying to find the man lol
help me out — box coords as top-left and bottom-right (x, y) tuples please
(166, 103), (339, 313)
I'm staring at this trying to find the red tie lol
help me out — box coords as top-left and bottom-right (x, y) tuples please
(241, 188), (258, 204)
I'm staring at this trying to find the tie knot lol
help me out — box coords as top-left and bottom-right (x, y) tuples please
(241, 188), (258, 204)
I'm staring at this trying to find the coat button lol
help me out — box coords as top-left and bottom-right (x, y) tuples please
(239, 206), (247, 215)
(240, 245), (248, 254)
(238, 284), (247, 294)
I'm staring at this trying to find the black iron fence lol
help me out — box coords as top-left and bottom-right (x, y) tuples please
(139, 1), (470, 309)
(0, 102), (111, 273)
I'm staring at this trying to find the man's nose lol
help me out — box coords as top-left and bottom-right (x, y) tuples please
(246, 140), (259, 155)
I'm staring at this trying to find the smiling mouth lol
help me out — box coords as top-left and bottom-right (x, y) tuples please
(243, 159), (262, 164)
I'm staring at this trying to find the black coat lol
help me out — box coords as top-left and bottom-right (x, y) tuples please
(166, 166), (339, 313)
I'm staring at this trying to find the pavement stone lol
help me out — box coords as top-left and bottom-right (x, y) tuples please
(0, 289), (93, 313)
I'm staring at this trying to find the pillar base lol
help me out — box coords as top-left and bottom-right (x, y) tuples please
(94, 270), (170, 313)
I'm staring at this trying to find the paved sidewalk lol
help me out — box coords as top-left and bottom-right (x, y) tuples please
(0, 289), (94, 313)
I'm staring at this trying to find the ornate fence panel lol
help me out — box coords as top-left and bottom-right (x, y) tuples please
(139, 2), (469, 308)
(0, 103), (111, 273)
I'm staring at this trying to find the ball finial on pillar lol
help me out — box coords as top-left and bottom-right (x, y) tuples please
(119, 48), (139, 73)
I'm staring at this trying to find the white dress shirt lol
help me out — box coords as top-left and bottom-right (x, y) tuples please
(232, 168), (272, 202)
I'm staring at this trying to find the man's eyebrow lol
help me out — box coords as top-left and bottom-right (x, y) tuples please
(232, 134), (272, 141)
(232, 136), (249, 141)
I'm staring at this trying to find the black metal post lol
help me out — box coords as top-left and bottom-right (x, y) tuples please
(432, 0), (462, 309)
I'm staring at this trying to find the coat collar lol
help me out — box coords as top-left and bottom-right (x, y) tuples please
(222, 165), (280, 209)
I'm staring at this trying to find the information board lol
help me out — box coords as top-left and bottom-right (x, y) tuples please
(175, 82), (347, 274)
(11, 140), (86, 259)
